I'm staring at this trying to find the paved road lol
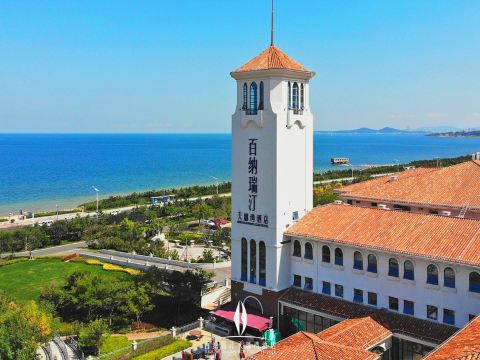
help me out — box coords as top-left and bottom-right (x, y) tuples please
(0, 193), (232, 230)
(1, 241), (88, 258)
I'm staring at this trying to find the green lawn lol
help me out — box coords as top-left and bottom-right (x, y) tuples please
(0, 258), (130, 302)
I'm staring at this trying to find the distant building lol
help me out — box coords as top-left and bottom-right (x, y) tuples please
(335, 160), (480, 219)
(151, 194), (175, 206)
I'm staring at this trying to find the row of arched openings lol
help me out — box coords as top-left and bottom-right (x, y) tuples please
(241, 238), (266, 286)
(242, 82), (264, 115)
(292, 240), (480, 292)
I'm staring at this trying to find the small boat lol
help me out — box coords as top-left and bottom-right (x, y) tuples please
(331, 157), (350, 165)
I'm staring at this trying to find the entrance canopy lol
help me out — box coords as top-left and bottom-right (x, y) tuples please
(213, 309), (271, 332)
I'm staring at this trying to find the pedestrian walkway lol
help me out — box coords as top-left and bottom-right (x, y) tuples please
(164, 328), (263, 360)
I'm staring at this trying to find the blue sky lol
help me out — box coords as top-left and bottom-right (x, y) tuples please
(0, 0), (479, 132)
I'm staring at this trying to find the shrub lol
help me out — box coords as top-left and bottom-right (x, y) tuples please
(132, 339), (191, 360)
(0, 257), (29, 267)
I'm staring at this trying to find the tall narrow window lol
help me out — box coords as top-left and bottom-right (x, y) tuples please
(427, 264), (438, 285)
(388, 258), (399, 277)
(292, 82), (299, 110)
(334, 248), (343, 266)
(304, 243), (313, 260)
(300, 83), (304, 109)
(249, 82), (257, 114)
(288, 82), (291, 109)
(259, 241), (266, 286)
(367, 254), (377, 273)
(404, 260), (415, 280)
(444, 267), (455, 288)
(353, 251), (363, 270)
(241, 238), (247, 281)
(322, 246), (331, 263)
(469, 272), (480, 293)
(293, 240), (301, 257)
(250, 239), (256, 283)
(242, 83), (247, 110)
(259, 81), (264, 110)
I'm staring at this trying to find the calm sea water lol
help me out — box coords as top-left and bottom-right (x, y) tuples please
(1, 133), (480, 215)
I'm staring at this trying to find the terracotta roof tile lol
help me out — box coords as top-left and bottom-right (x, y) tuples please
(233, 45), (312, 74)
(247, 331), (379, 360)
(279, 287), (458, 344)
(337, 161), (480, 210)
(424, 316), (480, 359)
(317, 317), (392, 350)
(286, 204), (480, 268)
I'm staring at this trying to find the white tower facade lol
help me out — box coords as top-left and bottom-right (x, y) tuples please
(230, 45), (315, 315)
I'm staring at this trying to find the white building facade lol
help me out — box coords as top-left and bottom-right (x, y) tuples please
(287, 236), (480, 329)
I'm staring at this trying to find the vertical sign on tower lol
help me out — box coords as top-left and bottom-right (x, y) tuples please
(237, 139), (268, 228)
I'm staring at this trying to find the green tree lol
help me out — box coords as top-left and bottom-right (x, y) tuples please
(77, 319), (108, 356)
(192, 203), (213, 226)
(0, 291), (52, 360)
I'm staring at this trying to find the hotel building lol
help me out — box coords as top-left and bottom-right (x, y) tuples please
(222, 22), (480, 359)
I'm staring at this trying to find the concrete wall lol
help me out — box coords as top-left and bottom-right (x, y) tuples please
(288, 237), (480, 328)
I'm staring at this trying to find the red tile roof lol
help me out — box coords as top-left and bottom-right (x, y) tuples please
(337, 161), (480, 210)
(317, 317), (391, 350)
(286, 203), (480, 268)
(247, 331), (379, 360)
(232, 45), (313, 74)
(424, 316), (480, 360)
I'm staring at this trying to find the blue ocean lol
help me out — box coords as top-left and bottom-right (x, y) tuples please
(1, 133), (480, 215)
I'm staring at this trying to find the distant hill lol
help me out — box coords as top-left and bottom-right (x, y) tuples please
(414, 126), (462, 133)
(317, 127), (425, 134)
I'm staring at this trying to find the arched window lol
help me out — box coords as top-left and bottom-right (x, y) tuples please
(334, 248), (343, 266)
(353, 251), (363, 270)
(444, 267), (455, 288)
(259, 241), (266, 286)
(293, 240), (301, 257)
(322, 246), (331, 263)
(249, 82), (257, 114)
(388, 258), (399, 277)
(404, 260), (414, 281)
(304, 243), (313, 260)
(292, 82), (299, 110)
(288, 81), (291, 109)
(242, 83), (247, 110)
(300, 83), (304, 109)
(241, 238), (247, 281)
(259, 81), (264, 110)
(469, 272), (480, 293)
(367, 254), (377, 273)
(427, 264), (438, 285)
(250, 239), (256, 283)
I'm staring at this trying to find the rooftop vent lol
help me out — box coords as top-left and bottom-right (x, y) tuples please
(390, 176), (398, 182)
(440, 211), (452, 217)
(377, 204), (389, 210)
(334, 200), (343, 205)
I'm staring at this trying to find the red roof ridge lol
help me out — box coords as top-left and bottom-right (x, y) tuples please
(424, 315), (480, 359)
(232, 45), (313, 75)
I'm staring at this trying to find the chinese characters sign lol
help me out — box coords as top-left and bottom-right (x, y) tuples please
(237, 139), (269, 228)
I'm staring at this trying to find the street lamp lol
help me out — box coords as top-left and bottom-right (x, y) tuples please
(210, 176), (219, 195)
(394, 159), (400, 173)
(56, 204), (59, 221)
(92, 186), (100, 221)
